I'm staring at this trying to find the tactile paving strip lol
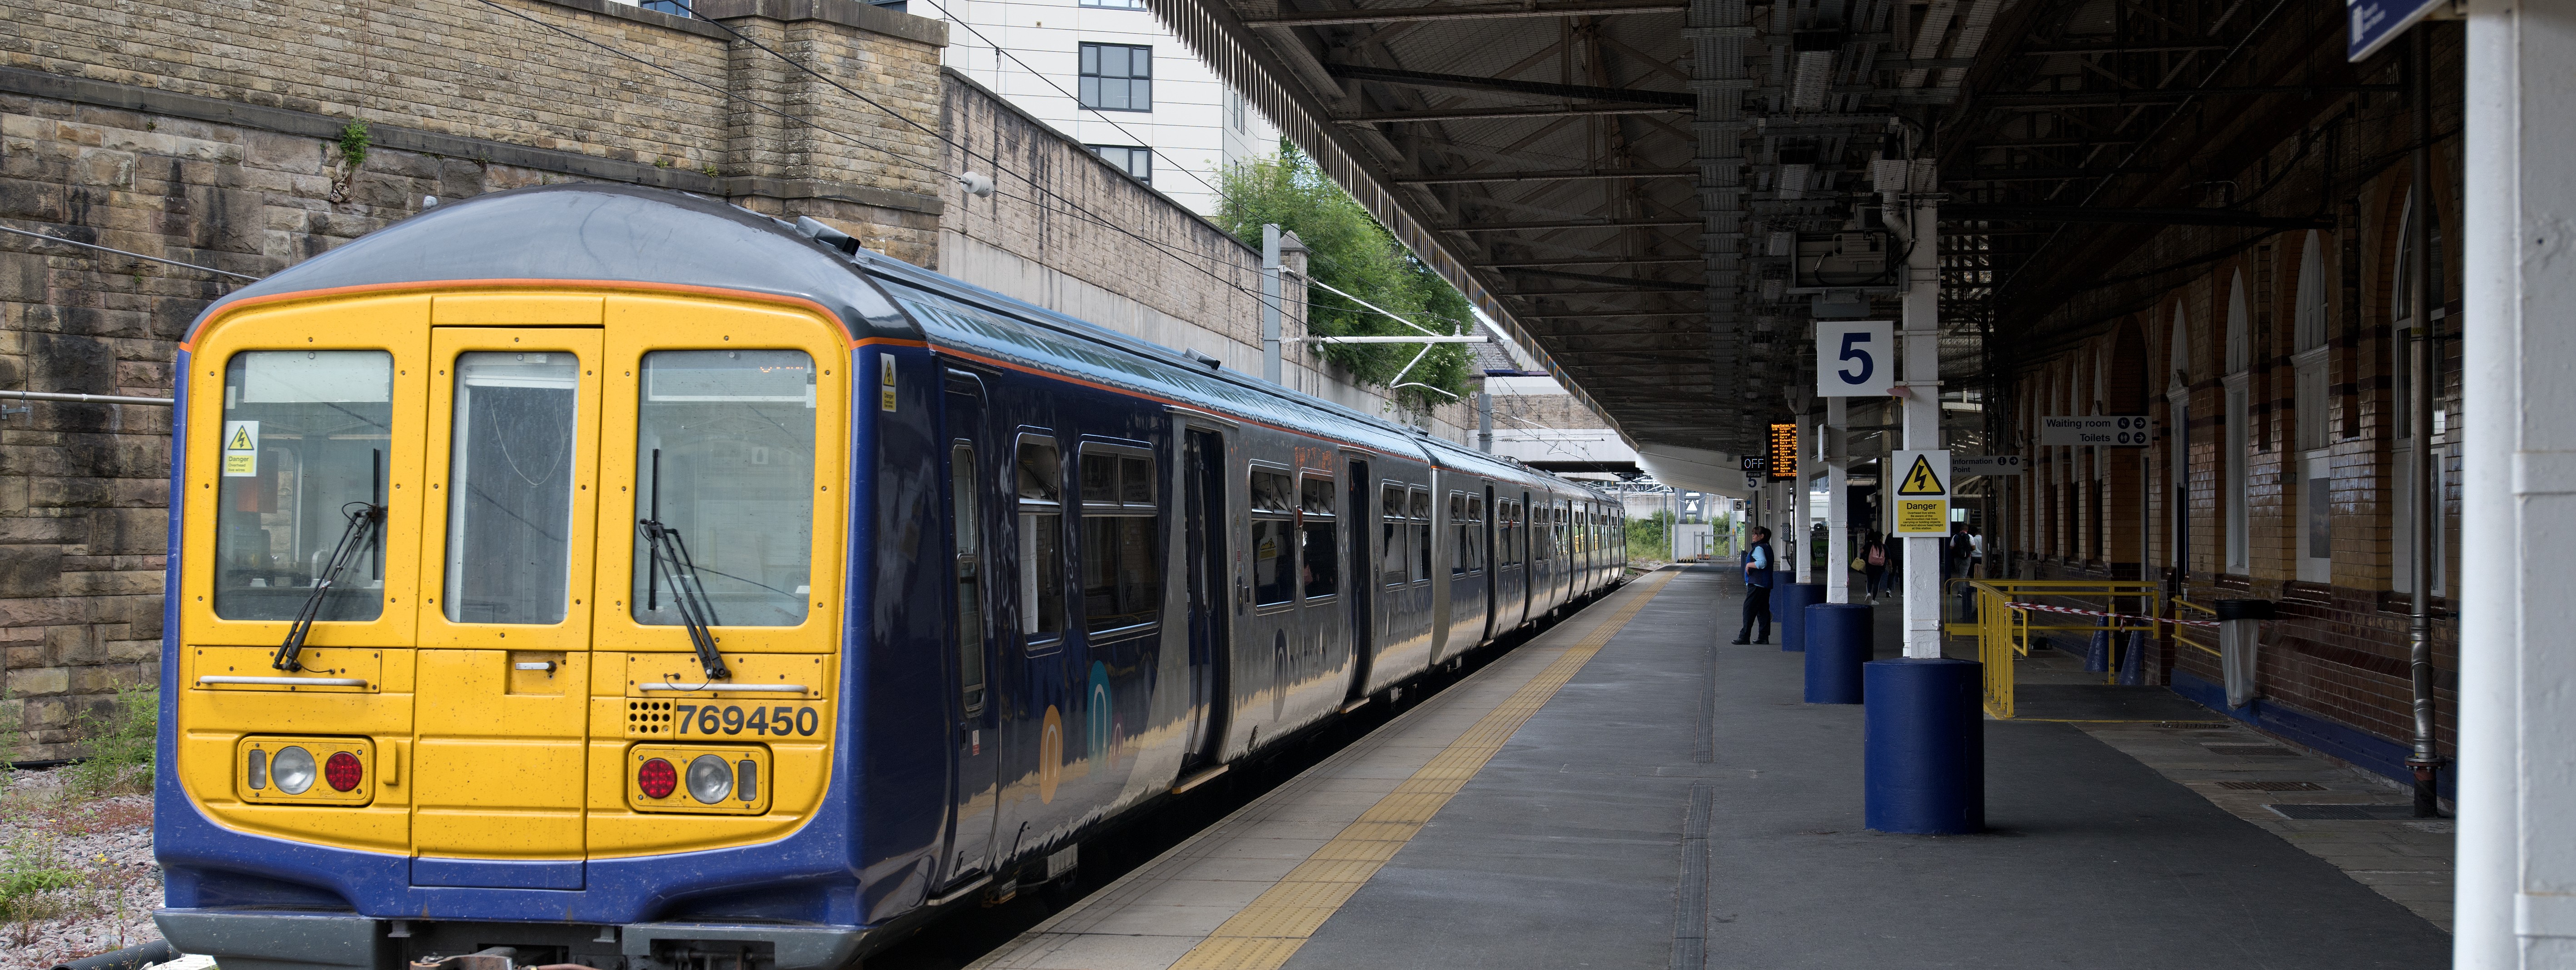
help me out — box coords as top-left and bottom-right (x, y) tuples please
(1167, 570), (1679, 970)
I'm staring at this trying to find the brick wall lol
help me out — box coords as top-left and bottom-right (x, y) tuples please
(1998, 32), (2466, 772)
(0, 0), (951, 759)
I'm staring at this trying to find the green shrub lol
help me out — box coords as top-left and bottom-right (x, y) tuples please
(0, 833), (76, 922)
(1215, 141), (1475, 408)
(68, 686), (156, 796)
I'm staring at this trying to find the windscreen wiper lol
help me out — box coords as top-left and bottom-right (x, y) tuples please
(639, 518), (728, 680)
(640, 448), (728, 680)
(273, 501), (383, 672)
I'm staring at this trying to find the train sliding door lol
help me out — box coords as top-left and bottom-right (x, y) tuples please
(1177, 426), (1230, 773)
(411, 325), (604, 889)
(1343, 459), (1373, 705)
(938, 373), (1004, 888)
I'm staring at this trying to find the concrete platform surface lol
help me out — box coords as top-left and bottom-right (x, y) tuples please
(970, 566), (2453, 970)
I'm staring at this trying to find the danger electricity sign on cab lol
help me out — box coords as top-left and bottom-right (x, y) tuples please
(1890, 448), (1950, 536)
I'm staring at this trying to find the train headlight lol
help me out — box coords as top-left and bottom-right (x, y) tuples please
(272, 746), (317, 795)
(686, 754), (734, 804)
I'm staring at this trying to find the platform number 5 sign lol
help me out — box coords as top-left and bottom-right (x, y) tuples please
(1816, 321), (1894, 397)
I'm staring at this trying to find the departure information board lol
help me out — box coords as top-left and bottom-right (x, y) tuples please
(1767, 423), (1799, 481)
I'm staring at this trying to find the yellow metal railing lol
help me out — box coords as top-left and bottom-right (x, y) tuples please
(2170, 597), (2221, 658)
(1957, 580), (2165, 718)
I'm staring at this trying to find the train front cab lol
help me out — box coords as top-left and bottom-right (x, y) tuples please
(160, 287), (869, 969)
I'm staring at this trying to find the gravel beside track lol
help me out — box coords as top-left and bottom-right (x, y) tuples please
(0, 769), (162, 969)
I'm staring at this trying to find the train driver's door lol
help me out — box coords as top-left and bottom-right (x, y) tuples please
(940, 371), (1004, 888)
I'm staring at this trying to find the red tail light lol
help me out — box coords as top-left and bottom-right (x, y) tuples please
(324, 751), (364, 792)
(638, 757), (678, 799)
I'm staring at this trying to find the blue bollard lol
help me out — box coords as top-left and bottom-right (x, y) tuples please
(1776, 583), (1824, 652)
(1804, 603), (1872, 704)
(1863, 657), (1985, 834)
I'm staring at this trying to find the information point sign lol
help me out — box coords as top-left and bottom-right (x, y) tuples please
(1890, 449), (1950, 536)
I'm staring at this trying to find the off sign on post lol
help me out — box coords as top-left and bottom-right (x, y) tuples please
(1815, 321), (1895, 397)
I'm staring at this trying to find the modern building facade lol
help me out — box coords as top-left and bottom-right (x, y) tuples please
(895, 0), (1280, 216)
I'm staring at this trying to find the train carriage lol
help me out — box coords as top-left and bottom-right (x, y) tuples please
(152, 184), (1620, 970)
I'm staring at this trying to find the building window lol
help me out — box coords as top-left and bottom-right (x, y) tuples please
(1079, 43), (1152, 111)
(1226, 90), (1247, 133)
(1089, 145), (1151, 185)
(1080, 0), (1146, 9)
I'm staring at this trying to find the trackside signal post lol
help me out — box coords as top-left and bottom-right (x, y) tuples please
(1860, 173), (1984, 835)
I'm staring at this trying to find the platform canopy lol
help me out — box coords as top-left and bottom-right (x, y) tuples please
(1151, 0), (2364, 458)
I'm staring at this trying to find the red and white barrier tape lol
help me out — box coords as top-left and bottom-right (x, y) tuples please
(2003, 601), (2222, 629)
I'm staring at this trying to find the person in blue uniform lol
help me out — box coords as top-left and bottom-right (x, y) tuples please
(1732, 526), (1774, 645)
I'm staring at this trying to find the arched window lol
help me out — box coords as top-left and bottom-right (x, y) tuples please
(2292, 232), (2333, 582)
(2392, 190), (2447, 595)
(2169, 304), (2191, 393)
(2168, 304), (2191, 574)
(2224, 271), (2251, 574)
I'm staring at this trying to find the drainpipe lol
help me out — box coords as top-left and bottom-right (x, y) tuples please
(1261, 224), (1282, 384)
(2404, 30), (2442, 820)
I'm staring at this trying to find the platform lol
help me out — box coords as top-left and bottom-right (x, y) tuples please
(968, 566), (2453, 970)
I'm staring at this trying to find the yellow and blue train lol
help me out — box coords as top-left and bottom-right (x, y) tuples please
(153, 184), (1625, 970)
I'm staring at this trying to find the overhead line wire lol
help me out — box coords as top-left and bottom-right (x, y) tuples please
(851, 0), (1226, 198)
(469, 0), (1268, 305)
(0, 223), (261, 283)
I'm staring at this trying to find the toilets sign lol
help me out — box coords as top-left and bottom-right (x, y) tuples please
(2039, 415), (2150, 447)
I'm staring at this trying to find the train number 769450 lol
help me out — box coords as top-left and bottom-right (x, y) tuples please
(674, 704), (822, 737)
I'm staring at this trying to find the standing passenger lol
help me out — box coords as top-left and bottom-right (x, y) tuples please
(1732, 526), (1775, 645)
(1863, 533), (1888, 602)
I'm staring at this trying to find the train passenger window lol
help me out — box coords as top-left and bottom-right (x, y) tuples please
(1409, 488), (1432, 582)
(633, 349), (817, 629)
(1467, 495), (1486, 572)
(1380, 484), (1408, 587)
(951, 444), (985, 711)
(213, 350), (393, 622)
(1017, 438), (1065, 638)
(1080, 448), (1161, 632)
(1448, 493), (1469, 577)
(1300, 475), (1337, 600)
(1251, 468), (1295, 606)
(446, 352), (579, 625)
(1498, 501), (1520, 568)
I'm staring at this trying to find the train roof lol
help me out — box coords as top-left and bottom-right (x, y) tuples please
(854, 250), (1604, 500)
(183, 183), (1607, 501)
(184, 183), (919, 345)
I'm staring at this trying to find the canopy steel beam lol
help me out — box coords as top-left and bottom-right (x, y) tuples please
(1503, 267), (1704, 290)
(1327, 64), (1694, 105)
(1482, 255), (1702, 267)
(1243, 1), (1685, 25)
(1940, 204), (2334, 228)
(1342, 104), (1687, 123)
(1445, 217), (1700, 231)
(1978, 84), (2398, 106)
(1394, 167), (1695, 184)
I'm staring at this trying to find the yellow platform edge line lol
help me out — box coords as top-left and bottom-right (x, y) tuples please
(1165, 571), (1679, 970)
